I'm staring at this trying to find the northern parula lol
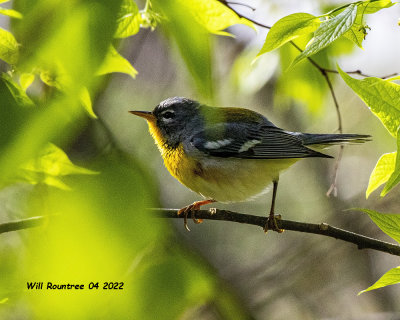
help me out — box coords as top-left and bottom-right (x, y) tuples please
(130, 97), (370, 232)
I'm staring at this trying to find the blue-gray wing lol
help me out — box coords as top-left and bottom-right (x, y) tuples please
(190, 122), (332, 159)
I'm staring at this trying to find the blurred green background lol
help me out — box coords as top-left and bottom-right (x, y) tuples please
(0, 0), (399, 319)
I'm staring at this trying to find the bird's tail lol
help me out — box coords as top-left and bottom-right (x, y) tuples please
(301, 133), (371, 147)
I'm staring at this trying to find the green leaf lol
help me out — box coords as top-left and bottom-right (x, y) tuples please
(80, 87), (97, 119)
(342, 0), (394, 48)
(20, 143), (97, 190)
(0, 27), (19, 64)
(343, 23), (367, 48)
(366, 152), (396, 198)
(362, 0), (395, 14)
(39, 70), (97, 118)
(291, 4), (358, 67)
(0, 0), (123, 185)
(15, 0), (123, 91)
(39, 69), (62, 89)
(355, 208), (400, 244)
(185, 0), (255, 36)
(1, 73), (34, 107)
(140, 0), (162, 30)
(359, 266), (400, 294)
(338, 67), (400, 137)
(19, 72), (35, 91)
(115, 0), (141, 38)
(257, 13), (321, 56)
(0, 73), (35, 172)
(24, 143), (97, 176)
(342, 4), (366, 48)
(97, 46), (137, 78)
(39, 69), (98, 118)
(0, 7), (22, 19)
(382, 131), (400, 195)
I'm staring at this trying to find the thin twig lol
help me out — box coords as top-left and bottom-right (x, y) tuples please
(289, 42), (343, 132)
(0, 216), (46, 234)
(323, 71), (344, 196)
(324, 71), (342, 132)
(288, 41), (324, 72)
(218, 0), (271, 29)
(225, 1), (256, 11)
(326, 145), (344, 197)
(155, 208), (400, 256)
(324, 69), (398, 79)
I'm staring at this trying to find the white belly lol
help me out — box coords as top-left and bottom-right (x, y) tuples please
(179, 157), (298, 203)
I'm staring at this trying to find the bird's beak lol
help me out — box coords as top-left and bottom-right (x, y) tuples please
(129, 110), (156, 121)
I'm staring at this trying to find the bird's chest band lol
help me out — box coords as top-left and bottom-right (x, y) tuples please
(161, 144), (202, 181)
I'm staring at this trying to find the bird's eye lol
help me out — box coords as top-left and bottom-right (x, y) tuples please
(162, 111), (175, 119)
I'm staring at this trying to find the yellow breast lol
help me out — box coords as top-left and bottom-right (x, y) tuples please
(147, 119), (198, 184)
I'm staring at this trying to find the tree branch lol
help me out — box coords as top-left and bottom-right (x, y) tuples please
(154, 208), (400, 256)
(2, 211), (400, 257)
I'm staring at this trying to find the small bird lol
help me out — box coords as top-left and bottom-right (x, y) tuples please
(130, 97), (370, 232)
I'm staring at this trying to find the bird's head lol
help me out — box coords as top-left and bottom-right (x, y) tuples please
(130, 97), (201, 148)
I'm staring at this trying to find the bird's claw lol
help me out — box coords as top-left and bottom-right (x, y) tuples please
(177, 203), (204, 232)
(264, 214), (284, 233)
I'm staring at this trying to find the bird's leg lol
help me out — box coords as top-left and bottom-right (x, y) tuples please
(177, 199), (216, 231)
(264, 180), (284, 233)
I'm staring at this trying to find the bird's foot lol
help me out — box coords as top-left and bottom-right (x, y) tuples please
(177, 199), (215, 231)
(264, 213), (284, 233)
